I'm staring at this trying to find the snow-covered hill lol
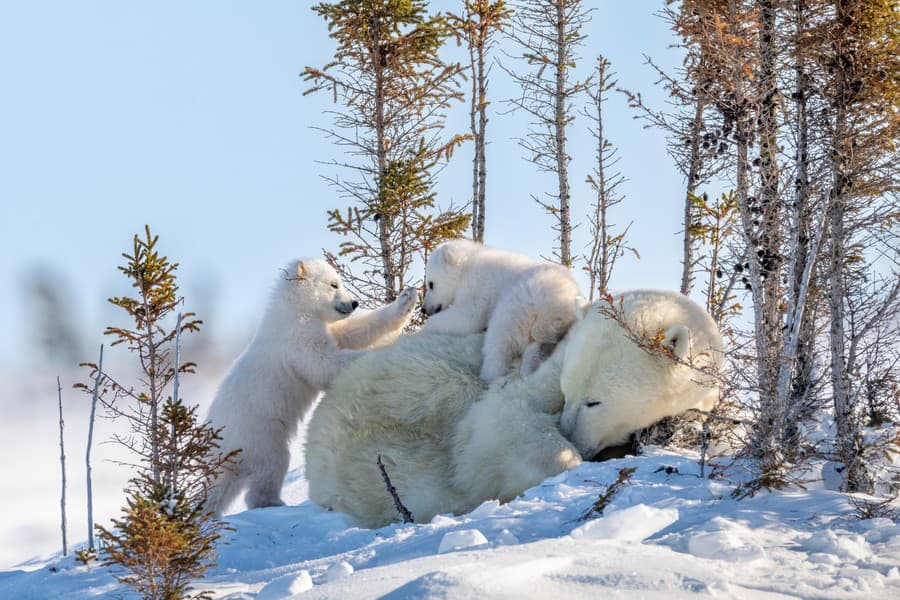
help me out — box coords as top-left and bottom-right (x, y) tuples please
(2, 448), (898, 599)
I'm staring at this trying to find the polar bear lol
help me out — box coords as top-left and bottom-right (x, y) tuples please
(306, 289), (723, 528)
(422, 239), (581, 382)
(205, 258), (417, 515)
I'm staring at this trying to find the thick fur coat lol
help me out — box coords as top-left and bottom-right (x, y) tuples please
(422, 239), (581, 382)
(306, 289), (724, 528)
(206, 259), (416, 514)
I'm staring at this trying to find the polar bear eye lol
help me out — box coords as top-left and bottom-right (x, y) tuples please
(428, 281), (434, 290)
(585, 401), (601, 408)
(330, 282), (339, 289)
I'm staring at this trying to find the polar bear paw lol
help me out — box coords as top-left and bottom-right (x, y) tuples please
(396, 287), (419, 315)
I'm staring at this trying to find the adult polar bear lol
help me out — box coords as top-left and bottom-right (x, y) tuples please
(206, 259), (417, 515)
(306, 290), (724, 528)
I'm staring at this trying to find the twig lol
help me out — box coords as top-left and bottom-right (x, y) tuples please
(579, 467), (637, 521)
(699, 419), (710, 478)
(684, 407), (749, 426)
(57, 376), (67, 557)
(685, 408), (748, 478)
(377, 454), (414, 523)
(86, 344), (103, 551)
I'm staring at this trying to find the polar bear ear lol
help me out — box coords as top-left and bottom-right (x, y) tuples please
(574, 297), (592, 321)
(439, 242), (466, 267)
(662, 324), (692, 360)
(296, 261), (307, 281)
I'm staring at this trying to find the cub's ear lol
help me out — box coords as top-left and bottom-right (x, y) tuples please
(574, 297), (592, 321)
(662, 324), (692, 359)
(296, 261), (307, 281)
(439, 240), (469, 267)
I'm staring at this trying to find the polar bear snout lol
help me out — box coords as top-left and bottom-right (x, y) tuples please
(334, 300), (358, 316)
(423, 302), (442, 316)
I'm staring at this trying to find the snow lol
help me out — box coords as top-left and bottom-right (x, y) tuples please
(2, 447), (899, 599)
(437, 529), (489, 554)
(569, 504), (679, 542)
(324, 561), (353, 582)
(256, 571), (313, 599)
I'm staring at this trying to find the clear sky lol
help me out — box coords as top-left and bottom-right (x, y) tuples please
(0, 1), (691, 367)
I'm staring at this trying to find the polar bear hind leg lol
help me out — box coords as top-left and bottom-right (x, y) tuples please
(242, 431), (291, 510)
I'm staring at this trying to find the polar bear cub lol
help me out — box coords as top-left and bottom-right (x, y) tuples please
(205, 258), (417, 515)
(422, 239), (580, 382)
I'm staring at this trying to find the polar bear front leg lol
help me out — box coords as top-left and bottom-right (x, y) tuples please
(329, 287), (418, 349)
(480, 304), (531, 382)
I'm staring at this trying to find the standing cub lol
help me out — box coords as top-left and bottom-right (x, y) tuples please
(423, 239), (580, 382)
(206, 258), (417, 514)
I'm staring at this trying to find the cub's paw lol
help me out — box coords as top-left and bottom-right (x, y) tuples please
(396, 287), (419, 315)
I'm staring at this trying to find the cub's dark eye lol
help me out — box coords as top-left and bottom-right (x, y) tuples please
(428, 281), (434, 290)
(331, 283), (339, 289)
(585, 401), (601, 408)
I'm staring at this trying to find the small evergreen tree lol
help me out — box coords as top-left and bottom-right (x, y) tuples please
(78, 226), (236, 599)
(97, 400), (234, 600)
(304, 0), (470, 305)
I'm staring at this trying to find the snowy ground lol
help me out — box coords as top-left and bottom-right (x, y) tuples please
(3, 447), (898, 599)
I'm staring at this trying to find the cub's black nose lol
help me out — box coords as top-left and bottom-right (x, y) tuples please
(421, 305), (429, 315)
(351, 301), (359, 309)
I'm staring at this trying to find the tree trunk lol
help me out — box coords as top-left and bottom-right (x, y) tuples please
(476, 38), (488, 242)
(372, 12), (396, 301)
(680, 100), (705, 295)
(469, 32), (481, 241)
(57, 376), (67, 557)
(596, 74), (609, 296)
(554, 0), (572, 266)
(786, 0), (817, 429)
(828, 0), (874, 494)
(86, 344), (103, 551)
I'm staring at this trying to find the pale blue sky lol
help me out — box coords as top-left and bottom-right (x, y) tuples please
(0, 1), (692, 367)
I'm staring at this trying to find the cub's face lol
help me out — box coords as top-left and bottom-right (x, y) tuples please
(285, 259), (358, 323)
(423, 245), (463, 316)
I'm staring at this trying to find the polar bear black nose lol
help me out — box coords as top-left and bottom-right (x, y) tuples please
(351, 301), (359, 309)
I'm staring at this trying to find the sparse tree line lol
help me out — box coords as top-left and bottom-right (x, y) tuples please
(304, 0), (899, 495)
(47, 1), (897, 598)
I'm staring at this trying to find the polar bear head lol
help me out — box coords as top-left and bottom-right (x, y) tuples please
(279, 258), (358, 323)
(558, 290), (724, 459)
(423, 239), (480, 315)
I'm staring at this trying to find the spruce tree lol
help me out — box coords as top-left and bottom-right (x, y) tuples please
(304, 0), (470, 304)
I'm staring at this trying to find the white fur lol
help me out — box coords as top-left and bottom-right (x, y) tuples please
(422, 239), (581, 382)
(306, 290), (723, 528)
(205, 259), (417, 515)
(559, 290), (724, 458)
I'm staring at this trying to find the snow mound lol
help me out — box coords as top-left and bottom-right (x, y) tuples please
(687, 530), (766, 562)
(685, 517), (766, 562)
(802, 529), (871, 561)
(438, 529), (489, 554)
(495, 529), (520, 545)
(257, 570), (313, 599)
(382, 556), (573, 599)
(324, 561), (353, 582)
(570, 504), (679, 542)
